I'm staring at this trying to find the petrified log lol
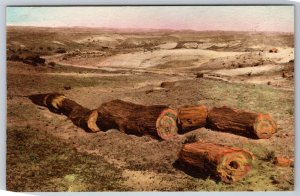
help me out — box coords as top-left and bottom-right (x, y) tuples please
(96, 99), (178, 140)
(177, 105), (208, 133)
(178, 141), (254, 183)
(207, 106), (277, 139)
(28, 93), (99, 132)
(28, 93), (66, 113)
(60, 98), (99, 132)
(273, 156), (294, 167)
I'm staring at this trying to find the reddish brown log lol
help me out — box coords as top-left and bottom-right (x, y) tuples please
(207, 106), (277, 139)
(274, 156), (294, 167)
(96, 99), (178, 140)
(178, 141), (254, 183)
(60, 98), (99, 132)
(28, 93), (65, 113)
(29, 94), (99, 132)
(44, 94), (66, 113)
(178, 105), (208, 133)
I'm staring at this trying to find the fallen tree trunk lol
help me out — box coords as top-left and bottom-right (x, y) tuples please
(207, 106), (277, 139)
(28, 93), (99, 132)
(60, 98), (99, 132)
(178, 141), (254, 183)
(28, 93), (66, 113)
(177, 105), (208, 133)
(96, 99), (178, 140)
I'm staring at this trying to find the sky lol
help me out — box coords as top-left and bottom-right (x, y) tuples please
(6, 6), (294, 32)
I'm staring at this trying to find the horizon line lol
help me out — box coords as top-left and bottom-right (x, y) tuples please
(6, 25), (295, 34)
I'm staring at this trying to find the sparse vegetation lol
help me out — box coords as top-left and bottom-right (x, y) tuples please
(6, 26), (294, 191)
(6, 126), (126, 191)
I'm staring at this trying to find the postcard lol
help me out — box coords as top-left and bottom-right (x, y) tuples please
(6, 6), (294, 191)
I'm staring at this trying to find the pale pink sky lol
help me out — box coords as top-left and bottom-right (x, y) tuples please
(7, 6), (294, 32)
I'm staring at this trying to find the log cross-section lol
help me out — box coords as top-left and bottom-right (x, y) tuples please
(207, 106), (277, 139)
(28, 93), (66, 113)
(178, 141), (254, 183)
(96, 99), (178, 140)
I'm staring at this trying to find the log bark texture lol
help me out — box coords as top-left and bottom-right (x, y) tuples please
(96, 99), (178, 140)
(178, 141), (254, 183)
(177, 105), (208, 133)
(29, 93), (99, 132)
(60, 98), (99, 132)
(207, 106), (277, 139)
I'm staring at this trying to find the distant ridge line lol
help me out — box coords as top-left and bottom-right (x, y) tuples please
(6, 25), (294, 34)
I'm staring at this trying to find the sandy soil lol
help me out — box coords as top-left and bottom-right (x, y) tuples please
(212, 64), (284, 76)
(96, 49), (244, 68)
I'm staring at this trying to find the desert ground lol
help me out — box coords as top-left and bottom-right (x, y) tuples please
(6, 26), (294, 191)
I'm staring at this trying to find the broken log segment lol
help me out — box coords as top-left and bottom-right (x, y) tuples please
(60, 98), (100, 133)
(207, 106), (277, 139)
(28, 93), (66, 113)
(28, 93), (99, 132)
(178, 141), (254, 183)
(96, 99), (178, 140)
(44, 94), (66, 113)
(177, 105), (208, 133)
(273, 156), (294, 167)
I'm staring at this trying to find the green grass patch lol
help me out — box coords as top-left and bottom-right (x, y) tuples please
(7, 73), (142, 95)
(6, 126), (126, 191)
(196, 79), (294, 120)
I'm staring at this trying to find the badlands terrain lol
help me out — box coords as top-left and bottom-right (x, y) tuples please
(6, 26), (294, 191)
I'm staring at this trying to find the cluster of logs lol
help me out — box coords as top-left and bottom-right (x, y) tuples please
(178, 105), (277, 139)
(28, 93), (178, 140)
(29, 93), (277, 140)
(28, 93), (278, 183)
